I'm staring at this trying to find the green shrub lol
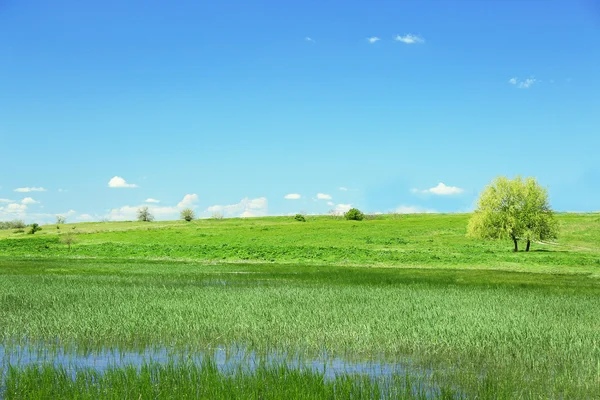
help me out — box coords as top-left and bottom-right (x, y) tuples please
(294, 214), (306, 222)
(344, 208), (364, 221)
(28, 223), (42, 234)
(180, 208), (195, 222)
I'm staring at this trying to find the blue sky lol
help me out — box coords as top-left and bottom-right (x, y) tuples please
(1, 0), (599, 222)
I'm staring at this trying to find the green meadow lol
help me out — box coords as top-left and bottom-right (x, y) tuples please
(1, 213), (600, 398)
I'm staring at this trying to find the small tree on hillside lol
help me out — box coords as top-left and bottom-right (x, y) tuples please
(344, 208), (364, 221)
(56, 215), (66, 225)
(468, 176), (558, 252)
(60, 232), (78, 250)
(28, 223), (42, 234)
(137, 206), (154, 222)
(180, 208), (195, 222)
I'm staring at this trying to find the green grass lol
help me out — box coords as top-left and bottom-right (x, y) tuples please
(4, 361), (446, 400)
(1, 213), (600, 398)
(1, 213), (599, 273)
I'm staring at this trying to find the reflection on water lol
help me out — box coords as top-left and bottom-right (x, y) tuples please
(0, 343), (413, 381)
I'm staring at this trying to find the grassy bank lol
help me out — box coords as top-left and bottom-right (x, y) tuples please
(1, 213), (599, 272)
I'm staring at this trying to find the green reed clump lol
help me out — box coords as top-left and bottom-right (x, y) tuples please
(3, 361), (443, 400)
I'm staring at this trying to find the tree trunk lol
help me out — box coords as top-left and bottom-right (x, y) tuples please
(513, 238), (519, 252)
(526, 240), (531, 252)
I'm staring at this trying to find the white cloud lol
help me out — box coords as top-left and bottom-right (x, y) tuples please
(329, 203), (352, 216)
(206, 197), (268, 218)
(508, 77), (537, 89)
(108, 176), (138, 188)
(317, 193), (332, 200)
(105, 194), (199, 221)
(339, 187), (348, 191)
(305, 37), (314, 42)
(6, 203), (27, 213)
(0, 198), (13, 203)
(144, 198), (160, 203)
(327, 201), (335, 206)
(77, 214), (94, 221)
(284, 193), (301, 200)
(412, 182), (464, 196)
(367, 37), (380, 44)
(14, 187), (46, 193)
(177, 194), (199, 209)
(394, 34), (425, 44)
(21, 197), (38, 205)
(395, 205), (436, 214)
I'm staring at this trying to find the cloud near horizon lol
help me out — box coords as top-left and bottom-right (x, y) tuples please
(206, 197), (268, 218)
(284, 193), (301, 200)
(395, 205), (436, 214)
(14, 187), (46, 193)
(412, 182), (464, 195)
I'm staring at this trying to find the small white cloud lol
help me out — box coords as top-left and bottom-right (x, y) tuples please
(21, 197), (38, 205)
(339, 187), (348, 191)
(108, 176), (138, 188)
(0, 198), (13, 203)
(14, 187), (46, 193)
(367, 37), (380, 44)
(144, 198), (160, 203)
(327, 201), (335, 206)
(394, 34), (425, 44)
(284, 193), (301, 200)
(305, 37), (314, 42)
(412, 183), (464, 196)
(177, 194), (199, 209)
(317, 193), (332, 200)
(77, 214), (94, 221)
(206, 197), (268, 218)
(330, 203), (352, 216)
(6, 203), (27, 213)
(395, 205), (436, 214)
(508, 77), (537, 89)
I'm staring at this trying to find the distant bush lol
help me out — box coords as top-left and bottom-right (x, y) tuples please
(28, 223), (42, 234)
(180, 208), (195, 222)
(60, 232), (78, 250)
(56, 215), (67, 225)
(211, 212), (224, 220)
(137, 207), (154, 222)
(13, 229), (25, 234)
(294, 214), (306, 222)
(0, 220), (26, 230)
(344, 208), (364, 221)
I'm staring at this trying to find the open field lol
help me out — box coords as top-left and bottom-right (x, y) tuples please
(1, 213), (600, 398)
(1, 213), (599, 272)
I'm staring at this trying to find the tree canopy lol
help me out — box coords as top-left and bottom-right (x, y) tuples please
(467, 176), (558, 252)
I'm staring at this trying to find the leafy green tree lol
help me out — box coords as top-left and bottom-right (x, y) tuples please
(60, 232), (78, 250)
(468, 176), (558, 252)
(137, 206), (154, 222)
(180, 208), (195, 222)
(344, 208), (364, 221)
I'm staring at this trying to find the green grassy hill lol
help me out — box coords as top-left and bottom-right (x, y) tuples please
(1, 213), (598, 273)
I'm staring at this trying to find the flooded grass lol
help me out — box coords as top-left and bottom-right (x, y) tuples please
(1, 258), (600, 397)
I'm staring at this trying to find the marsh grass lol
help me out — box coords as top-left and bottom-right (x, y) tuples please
(3, 360), (451, 400)
(1, 260), (600, 397)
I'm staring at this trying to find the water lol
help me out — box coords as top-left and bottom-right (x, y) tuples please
(0, 343), (413, 381)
